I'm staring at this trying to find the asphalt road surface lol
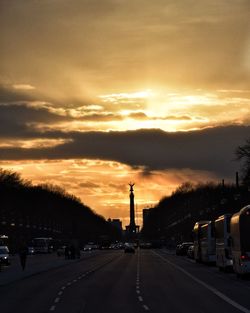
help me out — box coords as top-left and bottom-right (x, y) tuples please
(0, 249), (250, 313)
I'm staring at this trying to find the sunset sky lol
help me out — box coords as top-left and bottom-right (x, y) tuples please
(0, 0), (250, 227)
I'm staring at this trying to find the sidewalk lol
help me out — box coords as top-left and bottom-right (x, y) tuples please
(0, 251), (98, 286)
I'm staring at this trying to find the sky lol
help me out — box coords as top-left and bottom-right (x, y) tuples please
(0, 0), (250, 227)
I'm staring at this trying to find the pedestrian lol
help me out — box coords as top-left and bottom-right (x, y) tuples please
(19, 242), (28, 271)
(70, 245), (76, 259)
(65, 245), (70, 259)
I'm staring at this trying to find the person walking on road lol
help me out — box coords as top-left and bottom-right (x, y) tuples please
(19, 242), (28, 271)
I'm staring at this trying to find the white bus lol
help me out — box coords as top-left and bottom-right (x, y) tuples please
(33, 237), (53, 253)
(230, 205), (250, 276)
(200, 221), (216, 263)
(215, 214), (233, 270)
(193, 221), (209, 262)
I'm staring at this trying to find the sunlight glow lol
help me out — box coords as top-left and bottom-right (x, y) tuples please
(99, 89), (154, 103)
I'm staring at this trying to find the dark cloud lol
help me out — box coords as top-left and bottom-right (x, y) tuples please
(128, 112), (148, 120)
(126, 112), (192, 121)
(79, 182), (100, 188)
(79, 113), (122, 122)
(0, 103), (70, 138)
(0, 85), (36, 103)
(0, 125), (249, 177)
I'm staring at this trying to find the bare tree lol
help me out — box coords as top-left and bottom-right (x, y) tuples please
(236, 138), (250, 187)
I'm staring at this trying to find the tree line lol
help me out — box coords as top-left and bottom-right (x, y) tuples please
(141, 139), (250, 245)
(0, 169), (121, 251)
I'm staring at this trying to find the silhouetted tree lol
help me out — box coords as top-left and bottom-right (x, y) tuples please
(0, 169), (30, 188)
(0, 168), (120, 251)
(141, 181), (250, 244)
(236, 138), (250, 187)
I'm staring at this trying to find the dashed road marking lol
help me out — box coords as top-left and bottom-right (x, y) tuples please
(138, 296), (143, 302)
(48, 255), (121, 312)
(136, 290), (140, 294)
(143, 304), (150, 311)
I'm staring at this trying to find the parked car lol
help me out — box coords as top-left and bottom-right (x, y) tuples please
(176, 242), (193, 256)
(0, 245), (10, 265)
(57, 246), (66, 256)
(124, 243), (135, 253)
(139, 242), (152, 249)
(187, 245), (194, 259)
(28, 246), (35, 255)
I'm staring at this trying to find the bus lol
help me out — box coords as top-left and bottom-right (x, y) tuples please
(32, 237), (54, 253)
(230, 205), (250, 276)
(215, 214), (233, 270)
(200, 221), (216, 263)
(193, 221), (209, 262)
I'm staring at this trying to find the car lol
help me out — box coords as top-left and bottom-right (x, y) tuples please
(124, 243), (135, 253)
(176, 242), (193, 256)
(139, 242), (152, 249)
(28, 246), (35, 255)
(0, 245), (10, 265)
(57, 245), (66, 256)
(83, 244), (93, 251)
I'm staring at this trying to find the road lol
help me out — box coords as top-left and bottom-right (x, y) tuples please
(0, 249), (250, 313)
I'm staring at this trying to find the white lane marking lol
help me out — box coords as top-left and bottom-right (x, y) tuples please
(143, 305), (150, 311)
(58, 291), (63, 296)
(154, 251), (250, 313)
(138, 296), (143, 302)
(61, 286), (66, 290)
(136, 290), (140, 294)
(54, 298), (60, 303)
(50, 305), (56, 311)
(73, 279), (77, 282)
(67, 282), (71, 286)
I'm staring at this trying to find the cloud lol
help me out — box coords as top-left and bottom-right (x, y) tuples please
(0, 125), (249, 177)
(0, 85), (36, 103)
(2, 0), (249, 99)
(128, 112), (148, 120)
(79, 113), (123, 122)
(13, 84), (35, 90)
(0, 103), (70, 138)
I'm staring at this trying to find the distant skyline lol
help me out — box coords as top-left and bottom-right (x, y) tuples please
(0, 0), (249, 225)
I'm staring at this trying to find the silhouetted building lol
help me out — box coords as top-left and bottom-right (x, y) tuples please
(109, 218), (123, 231)
(143, 208), (152, 227)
